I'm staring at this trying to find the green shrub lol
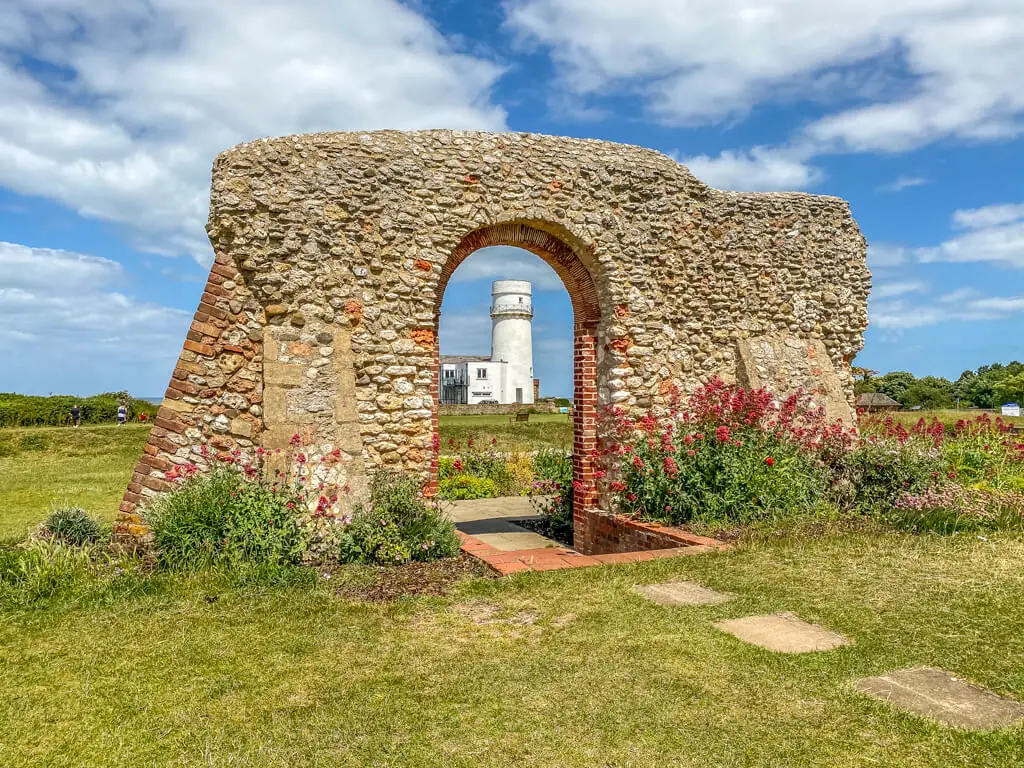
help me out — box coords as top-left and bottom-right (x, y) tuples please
(146, 467), (305, 570)
(532, 448), (572, 484)
(339, 472), (460, 565)
(437, 475), (499, 500)
(0, 391), (156, 427)
(833, 440), (944, 515)
(43, 506), (105, 546)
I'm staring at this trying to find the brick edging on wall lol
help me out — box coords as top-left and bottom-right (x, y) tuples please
(575, 509), (726, 556)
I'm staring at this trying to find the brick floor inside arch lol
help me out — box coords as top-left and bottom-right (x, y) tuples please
(447, 496), (724, 574)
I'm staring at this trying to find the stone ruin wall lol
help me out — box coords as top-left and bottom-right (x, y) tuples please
(115, 130), (869, 546)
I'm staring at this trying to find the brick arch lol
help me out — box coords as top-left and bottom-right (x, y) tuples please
(431, 220), (600, 545)
(434, 220), (602, 325)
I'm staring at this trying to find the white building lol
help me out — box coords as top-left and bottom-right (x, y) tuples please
(440, 280), (537, 405)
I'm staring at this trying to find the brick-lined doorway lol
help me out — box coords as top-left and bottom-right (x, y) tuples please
(432, 222), (601, 550)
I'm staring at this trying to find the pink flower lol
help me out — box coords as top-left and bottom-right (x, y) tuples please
(632, 455), (644, 469)
(686, 449), (696, 457)
(610, 481), (627, 492)
(715, 425), (732, 443)
(453, 458), (464, 472)
(289, 433), (303, 447)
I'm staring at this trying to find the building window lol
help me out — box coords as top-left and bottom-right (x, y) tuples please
(516, 387), (523, 403)
(476, 368), (487, 379)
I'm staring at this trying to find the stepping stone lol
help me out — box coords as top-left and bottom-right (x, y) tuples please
(714, 612), (849, 653)
(854, 667), (1024, 731)
(634, 581), (733, 606)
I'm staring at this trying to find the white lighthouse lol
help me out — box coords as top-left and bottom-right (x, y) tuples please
(438, 279), (538, 406)
(490, 280), (535, 405)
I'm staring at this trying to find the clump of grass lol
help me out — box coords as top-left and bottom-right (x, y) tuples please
(0, 540), (95, 607)
(41, 506), (105, 546)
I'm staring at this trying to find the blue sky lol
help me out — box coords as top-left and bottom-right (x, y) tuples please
(1, 0), (1022, 398)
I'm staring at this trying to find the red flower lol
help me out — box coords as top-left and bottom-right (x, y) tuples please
(686, 449), (696, 457)
(289, 433), (303, 447)
(765, 456), (774, 466)
(632, 455), (644, 469)
(610, 481), (627, 492)
(715, 425), (732, 443)
(453, 458), (464, 471)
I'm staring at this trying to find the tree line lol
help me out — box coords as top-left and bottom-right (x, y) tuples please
(853, 361), (1024, 410)
(0, 392), (158, 428)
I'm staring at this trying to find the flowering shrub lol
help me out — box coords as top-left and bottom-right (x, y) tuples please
(831, 438), (945, 515)
(860, 413), (1024, 476)
(150, 437), (461, 569)
(604, 378), (847, 526)
(148, 466), (306, 569)
(529, 449), (574, 543)
(891, 484), (1024, 534)
(339, 472), (460, 565)
(438, 438), (535, 499)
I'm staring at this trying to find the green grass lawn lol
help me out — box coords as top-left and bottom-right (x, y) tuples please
(0, 425), (150, 539)
(0, 531), (1022, 766)
(0, 417), (571, 538)
(2, 420), (1023, 765)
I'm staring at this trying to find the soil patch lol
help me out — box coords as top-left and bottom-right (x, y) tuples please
(335, 553), (493, 602)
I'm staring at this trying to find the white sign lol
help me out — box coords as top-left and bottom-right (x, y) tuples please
(1002, 403), (1021, 417)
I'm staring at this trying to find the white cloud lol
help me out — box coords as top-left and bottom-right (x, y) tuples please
(938, 287), (981, 303)
(878, 176), (930, 192)
(448, 246), (565, 291)
(0, 0), (506, 265)
(0, 242), (191, 395)
(677, 146), (822, 191)
(870, 291), (1024, 329)
(917, 203), (1024, 268)
(952, 203), (1024, 230)
(867, 243), (910, 269)
(872, 281), (927, 300)
(507, 0), (1024, 153)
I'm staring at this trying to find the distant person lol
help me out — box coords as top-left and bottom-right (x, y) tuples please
(70, 404), (81, 428)
(117, 403), (128, 427)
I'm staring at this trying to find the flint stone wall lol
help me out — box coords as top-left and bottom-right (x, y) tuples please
(115, 130), (869, 550)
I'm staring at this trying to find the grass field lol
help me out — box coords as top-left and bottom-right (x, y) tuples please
(0, 425), (150, 540)
(1, 531), (1022, 765)
(0, 417), (572, 539)
(2, 420), (1023, 765)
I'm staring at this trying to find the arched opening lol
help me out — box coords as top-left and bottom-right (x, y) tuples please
(432, 221), (601, 549)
